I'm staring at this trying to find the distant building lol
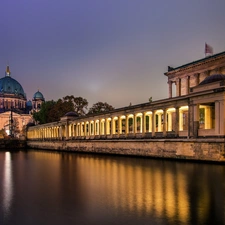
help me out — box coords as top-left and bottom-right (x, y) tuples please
(0, 65), (45, 136)
(32, 90), (45, 112)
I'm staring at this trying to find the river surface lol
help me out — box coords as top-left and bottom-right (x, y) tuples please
(0, 150), (225, 225)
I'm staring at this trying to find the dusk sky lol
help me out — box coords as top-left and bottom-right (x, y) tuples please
(1, 0), (225, 109)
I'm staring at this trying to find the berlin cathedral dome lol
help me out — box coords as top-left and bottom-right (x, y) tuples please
(0, 65), (45, 137)
(0, 69), (26, 97)
(0, 65), (27, 112)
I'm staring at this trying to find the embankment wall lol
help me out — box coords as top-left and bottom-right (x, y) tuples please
(27, 139), (225, 162)
(0, 139), (26, 149)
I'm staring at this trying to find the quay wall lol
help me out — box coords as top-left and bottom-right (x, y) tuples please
(0, 139), (26, 150)
(27, 139), (225, 162)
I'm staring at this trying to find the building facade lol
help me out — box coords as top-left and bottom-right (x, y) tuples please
(27, 51), (225, 141)
(0, 65), (45, 136)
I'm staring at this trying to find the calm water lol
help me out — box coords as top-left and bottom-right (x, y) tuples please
(0, 150), (225, 225)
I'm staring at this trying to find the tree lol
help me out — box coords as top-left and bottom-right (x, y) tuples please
(33, 100), (56, 124)
(88, 102), (114, 115)
(32, 96), (88, 124)
(48, 99), (74, 122)
(63, 95), (88, 115)
(32, 98), (77, 124)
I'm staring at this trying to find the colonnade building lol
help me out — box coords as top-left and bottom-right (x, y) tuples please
(27, 51), (225, 141)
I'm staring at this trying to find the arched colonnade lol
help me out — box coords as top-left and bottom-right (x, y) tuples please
(27, 101), (218, 140)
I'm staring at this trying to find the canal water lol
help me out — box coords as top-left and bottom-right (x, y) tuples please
(0, 150), (225, 225)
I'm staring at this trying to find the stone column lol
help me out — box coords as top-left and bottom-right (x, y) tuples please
(59, 126), (62, 140)
(94, 120), (98, 135)
(179, 110), (183, 131)
(106, 119), (109, 135)
(186, 76), (190, 95)
(167, 112), (172, 131)
(176, 78), (181, 97)
(158, 113), (162, 132)
(152, 111), (155, 137)
(175, 107), (179, 137)
(84, 121), (87, 137)
(100, 120), (103, 135)
(126, 116), (129, 135)
(66, 123), (69, 139)
(104, 120), (107, 135)
(149, 114), (152, 132)
(111, 118), (113, 135)
(71, 124), (74, 138)
(134, 114), (137, 134)
(57, 127), (60, 139)
(87, 122), (90, 136)
(118, 116), (121, 134)
(96, 121), (99, 135)
(215, 101), (220, 135)
(163, 109), (167, 137)
(80, 123), (82, 136)
(82, 122), (85, 136)
(204, 106), (212, 129)
(99, 120), (102, 135)
(88, 122), (90, 136)
(93, 121), (96, 135)
(103, 120), (105, 135)
(193, 104), (199, 138)
(142, 113), (145, 134)
(168, 80), (172, 98)
(93, 122), (95, 136)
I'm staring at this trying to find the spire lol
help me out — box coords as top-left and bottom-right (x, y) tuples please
(5, 65), (11, 76)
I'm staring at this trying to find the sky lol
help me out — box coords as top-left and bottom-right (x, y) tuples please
(1, 0), (225, 109)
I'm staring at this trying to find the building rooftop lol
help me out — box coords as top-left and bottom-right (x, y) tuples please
(165, 51), (225, 75)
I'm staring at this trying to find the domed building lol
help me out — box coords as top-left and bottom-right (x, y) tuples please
(0, 65), (45, 137)
(32, 90), (45, 112)
(0, 65), (27, 113)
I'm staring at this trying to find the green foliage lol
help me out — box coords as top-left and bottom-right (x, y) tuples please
(88, 102), (114, 115)
(49, 99), (74, 122)
(32, 96), (113, 124)
(33, 100), (56, 124)
(33, 96), (88, 124)
(63, 95), (88, 115)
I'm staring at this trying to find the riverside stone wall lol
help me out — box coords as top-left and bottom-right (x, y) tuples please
(0, 139), (26, 149)
(27, 139), (225, 162)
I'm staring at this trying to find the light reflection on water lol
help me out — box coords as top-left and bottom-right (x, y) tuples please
(0, 150), (225, 225)
(2, 152), (13, 219)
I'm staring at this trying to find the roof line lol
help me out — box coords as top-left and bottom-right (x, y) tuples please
(165, 51), (225, 75)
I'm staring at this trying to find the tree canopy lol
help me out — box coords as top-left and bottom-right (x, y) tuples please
(32, 96), (114, 124)
(63, 95), (88, 115)
(33, 99), (75, 124)
(88, 102), (114, 115)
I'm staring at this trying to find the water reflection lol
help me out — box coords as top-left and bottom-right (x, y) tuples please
(3, 152), (13, 218)
(0, 151), (224, 225)
(76, 155), (225, 224)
